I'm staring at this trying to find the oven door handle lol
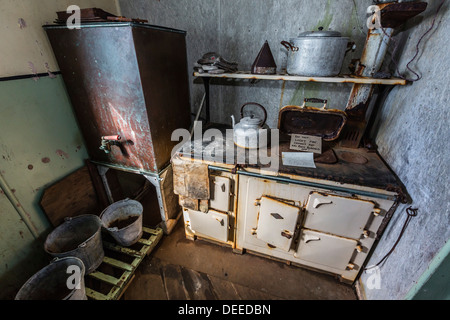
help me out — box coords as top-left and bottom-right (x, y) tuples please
(313, 198), (333, 209)
(304, 235), (321, 244)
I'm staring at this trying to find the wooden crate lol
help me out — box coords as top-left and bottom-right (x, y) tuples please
(85, 227), (163, 300)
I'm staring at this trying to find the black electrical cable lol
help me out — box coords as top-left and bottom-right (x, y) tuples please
(381, 0), (446, 82)
(364, 207), (418, 271)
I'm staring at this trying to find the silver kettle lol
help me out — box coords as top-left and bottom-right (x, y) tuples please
(231, 103), (269, 149)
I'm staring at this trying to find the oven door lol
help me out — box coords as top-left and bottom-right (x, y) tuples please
(210, 175), (231, 213)
(303, 192), (380, 239)
(255, 196), (301, 252)
(184, 209), (229, 243)
(295, 229), (358, 272)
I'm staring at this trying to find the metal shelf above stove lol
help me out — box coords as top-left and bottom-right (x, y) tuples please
(193, 71), (407, 86)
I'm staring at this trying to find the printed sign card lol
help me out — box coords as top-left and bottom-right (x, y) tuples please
(290, 134), (322, 154)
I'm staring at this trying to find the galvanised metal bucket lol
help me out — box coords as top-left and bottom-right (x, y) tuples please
(44, 215), (104, 274)
(15, 257), (87, 300)
(100, 199), (143, 247)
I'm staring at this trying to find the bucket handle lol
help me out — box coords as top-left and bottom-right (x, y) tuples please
(51, 257), (60, 264)
(78, 242), (87, 248)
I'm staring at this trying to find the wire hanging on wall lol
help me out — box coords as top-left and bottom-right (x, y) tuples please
(364, 207), (418, 271)
(381, 0), (446, 82)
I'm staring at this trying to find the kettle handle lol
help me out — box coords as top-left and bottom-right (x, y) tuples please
(240, 102), (268, 126)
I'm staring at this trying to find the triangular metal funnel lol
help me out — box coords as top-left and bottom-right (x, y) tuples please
(251, 41), (277, 75)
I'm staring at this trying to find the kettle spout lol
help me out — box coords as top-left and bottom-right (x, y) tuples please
(231, 115), (235, 128)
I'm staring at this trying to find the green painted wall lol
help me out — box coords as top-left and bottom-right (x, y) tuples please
(407, 240), (450, 300)
(412, 254), (450, 300)
(0, 0), (120, 299)
(0, 75), (89, 299)
(0, 186), (48, 299)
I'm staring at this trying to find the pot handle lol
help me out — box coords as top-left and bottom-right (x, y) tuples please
(281, 41), (299, 52)
(345, 41), (357, 55)
(302, 98), (328, 110)
(240, 102), (268, 126)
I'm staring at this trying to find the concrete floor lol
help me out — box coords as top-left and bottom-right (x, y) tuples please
(122, 220), (358, 300)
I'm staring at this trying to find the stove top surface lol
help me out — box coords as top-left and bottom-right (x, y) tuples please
(177, 129), (404, 197)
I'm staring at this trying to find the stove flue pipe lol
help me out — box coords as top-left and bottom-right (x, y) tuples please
(341, 2), (428, 148)
(344, 26), (394, 121)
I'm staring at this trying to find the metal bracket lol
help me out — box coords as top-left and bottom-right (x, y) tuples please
(97, 165), (114, 204)
(142, 174), (166, 224)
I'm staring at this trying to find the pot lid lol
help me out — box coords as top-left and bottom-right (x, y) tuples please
(240, 116), (264, 127)
(297, 30), (342, 38)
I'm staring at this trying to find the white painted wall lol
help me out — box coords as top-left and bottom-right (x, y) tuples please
(0, 0), (120, 77)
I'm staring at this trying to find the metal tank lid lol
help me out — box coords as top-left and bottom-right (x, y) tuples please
(42, 22), (186, 34)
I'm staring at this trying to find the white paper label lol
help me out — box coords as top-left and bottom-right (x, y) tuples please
(290, 134), (322, 154)
(282, 152), (316, 168)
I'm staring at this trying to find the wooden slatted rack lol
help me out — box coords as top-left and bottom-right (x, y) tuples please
(85, 227), (163, 300)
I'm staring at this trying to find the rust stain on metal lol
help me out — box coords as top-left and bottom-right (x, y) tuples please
(339, 151), (368, 164)
(278, 105), (347, 141)
(281, 231), (292, 239)
(172, 157), (210, 200)
(262, 195), (296, 207)
(278, 80), (286, 110)
(380, 2), (428, 29)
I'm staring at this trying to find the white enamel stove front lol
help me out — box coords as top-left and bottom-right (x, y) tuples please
(183, 172), (236, 245)
(236, 175), (395, 282)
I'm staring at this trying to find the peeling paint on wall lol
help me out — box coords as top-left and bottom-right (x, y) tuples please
(17, 18), (27, 29)
(45, 62), (56, 79)
(27, 62), (39, 81)
(55, 149), (70, 160)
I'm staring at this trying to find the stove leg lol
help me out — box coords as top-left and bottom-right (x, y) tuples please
(232, 248), (245, 255)
(142, 174), (168, 233)
(202, 77), (211, 124)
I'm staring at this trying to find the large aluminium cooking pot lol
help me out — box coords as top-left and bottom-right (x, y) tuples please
(281, 30), (355, 77)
